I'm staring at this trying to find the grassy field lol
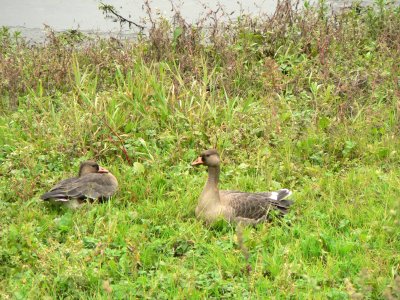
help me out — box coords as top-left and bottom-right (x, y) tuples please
(1, 0), (400, 298)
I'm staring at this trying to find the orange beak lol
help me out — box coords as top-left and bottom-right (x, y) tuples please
(98, 166), (109, 173)
(191, 156), (204, 166)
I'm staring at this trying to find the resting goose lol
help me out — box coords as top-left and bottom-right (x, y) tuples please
(41, 160), (118, 209)
(192, 149), (293, 225)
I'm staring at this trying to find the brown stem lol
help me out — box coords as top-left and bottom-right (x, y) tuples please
(101, 116), (133, 165)
(100, 2), (145, 30)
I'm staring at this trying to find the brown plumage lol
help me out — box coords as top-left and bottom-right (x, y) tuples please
(192, 149), (293, 225)
(41, 160), (118, 208)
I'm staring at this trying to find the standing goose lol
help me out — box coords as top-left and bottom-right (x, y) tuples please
(41, 160), (118, 209)
(192, 149), (293, 225)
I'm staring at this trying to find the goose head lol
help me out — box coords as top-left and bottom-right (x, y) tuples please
(79, 160), (109, 177)
(192, 149), (220, 167)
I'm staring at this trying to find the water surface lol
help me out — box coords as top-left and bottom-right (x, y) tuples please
(0, 0), (391, 41)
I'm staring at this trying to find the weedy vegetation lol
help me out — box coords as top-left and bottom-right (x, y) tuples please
(1, 0), (400, 298)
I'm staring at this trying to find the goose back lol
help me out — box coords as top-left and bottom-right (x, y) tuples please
(41, 161), (118, 206)
(41, 173), (118, 201)
(221, 190), (293, 220)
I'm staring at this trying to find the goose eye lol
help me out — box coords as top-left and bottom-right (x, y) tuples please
(206, 154), (210, 157)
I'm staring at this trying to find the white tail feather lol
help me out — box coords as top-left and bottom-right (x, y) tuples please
(269, 192), (279, 201)
(277, 189), (292, 200)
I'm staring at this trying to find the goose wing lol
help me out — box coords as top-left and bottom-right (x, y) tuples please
(41, 173), (117, 201)
(221, 189), (293, 220)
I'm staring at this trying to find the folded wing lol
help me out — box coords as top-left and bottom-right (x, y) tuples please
(221, 189), (293, 220)
(41, 173), (117, 201)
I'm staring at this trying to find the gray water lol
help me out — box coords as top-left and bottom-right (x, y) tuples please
(0, 0), (388, 42)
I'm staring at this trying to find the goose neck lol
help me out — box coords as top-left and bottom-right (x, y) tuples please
(206, 166), (220, 187)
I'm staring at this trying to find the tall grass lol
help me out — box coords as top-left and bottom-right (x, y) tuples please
(1, 0), (400, 298)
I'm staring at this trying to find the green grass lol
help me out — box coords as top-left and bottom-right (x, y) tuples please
(1, 1), (400, 298)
